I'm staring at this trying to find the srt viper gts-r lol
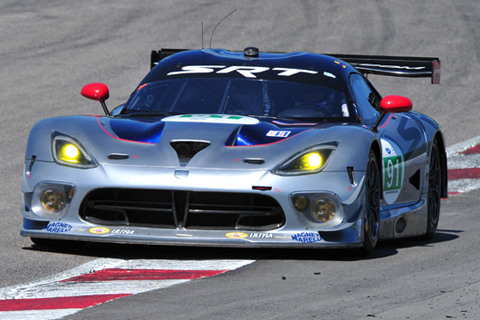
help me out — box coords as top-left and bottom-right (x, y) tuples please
(21, 47), (446, 254)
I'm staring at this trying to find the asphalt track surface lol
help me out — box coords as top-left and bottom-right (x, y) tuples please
(1, 0), (480, 319)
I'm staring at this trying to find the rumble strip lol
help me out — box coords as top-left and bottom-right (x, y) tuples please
(447, 136), (480, 195)
(0, 258), (254, 320)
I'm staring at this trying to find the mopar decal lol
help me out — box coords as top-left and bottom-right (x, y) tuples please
(225, 232), (248, 239)
(44, 222), (72, 233)
(381, 139), (405, 204)
(89, 227), (110, 234)
(291, 232), (322, 243)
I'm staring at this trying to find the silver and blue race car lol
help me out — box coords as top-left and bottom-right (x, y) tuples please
(21, 47), (447, 254)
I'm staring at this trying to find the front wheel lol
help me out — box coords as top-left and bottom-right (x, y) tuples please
(361, 150), (381, 254)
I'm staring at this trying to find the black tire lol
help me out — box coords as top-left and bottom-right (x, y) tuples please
(361, 150), (381, 254)
(422, 140), (441, 240)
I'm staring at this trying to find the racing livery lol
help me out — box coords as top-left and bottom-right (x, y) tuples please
(21, 47), (447, 254)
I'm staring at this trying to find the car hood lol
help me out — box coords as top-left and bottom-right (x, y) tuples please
(27, 114), (372, 172)
(105, 114), (317, 146)
(93, 114), (345, 169)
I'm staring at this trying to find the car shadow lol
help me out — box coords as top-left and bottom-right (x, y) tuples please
(22, 230), (460, 262)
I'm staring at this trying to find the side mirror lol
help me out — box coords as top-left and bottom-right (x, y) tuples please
(81, 83), (110, 116)
(380, 95), (412, 113)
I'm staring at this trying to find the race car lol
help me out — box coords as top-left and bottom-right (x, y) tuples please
(21, 47), (447, 254)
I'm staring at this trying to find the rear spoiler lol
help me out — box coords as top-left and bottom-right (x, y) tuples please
(329, 54), (441, 84)
(150, 49), (187, 70)
(151, 49), (441, 84)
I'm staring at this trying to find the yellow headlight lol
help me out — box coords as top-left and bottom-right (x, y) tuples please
(306, 153), (322, 168)
(52, 134), (96, 168)
(273, 145), (335, 176)
(60, 144), (80, 163)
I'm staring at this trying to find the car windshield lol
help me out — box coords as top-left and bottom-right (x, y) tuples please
(124, 78), (353, 120)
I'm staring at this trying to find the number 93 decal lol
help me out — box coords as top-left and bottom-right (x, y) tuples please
(381, 139), (404, 204)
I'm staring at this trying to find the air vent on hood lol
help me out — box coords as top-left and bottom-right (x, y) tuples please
(170, 140), (210, 166)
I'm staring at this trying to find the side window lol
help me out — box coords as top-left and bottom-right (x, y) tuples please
(349, 74), (381, 125)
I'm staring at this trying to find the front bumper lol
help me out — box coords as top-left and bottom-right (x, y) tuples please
(21, 161), (366, 249)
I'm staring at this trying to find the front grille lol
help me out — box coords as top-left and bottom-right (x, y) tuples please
(80, 189), (285, 231)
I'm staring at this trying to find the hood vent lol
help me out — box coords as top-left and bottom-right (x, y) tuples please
(170, 140), (210, 166)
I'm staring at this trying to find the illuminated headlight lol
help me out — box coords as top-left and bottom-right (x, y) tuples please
(52, 134), (96, 168)
(31, 182), (75, 218)
(273, 144), (336, 176)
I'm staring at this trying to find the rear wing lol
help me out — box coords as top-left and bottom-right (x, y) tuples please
(150, 49), (187, 70)
(151, 49), (441, 84)
(329, 54), (441, 84)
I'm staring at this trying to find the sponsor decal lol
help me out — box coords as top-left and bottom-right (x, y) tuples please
(111, 229), (135, 235)
(162, 114), (259, 125)
(89, 227), (110, 234)
(358, 63), (426, 71)
(381, 139), (405, 204)
(225, 232), (248, 239)
(167, 65), (318, 78)
(291, 232), (322, 243)
(249, 233), (274, 239)
(44, 222), (72, 233)
(266, 130), (291, 138)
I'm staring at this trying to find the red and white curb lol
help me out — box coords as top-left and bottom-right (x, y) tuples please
(447, 136), (480, 195)
(0, 258), (254, 320)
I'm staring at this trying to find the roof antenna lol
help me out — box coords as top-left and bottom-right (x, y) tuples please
(209, 9), (237, 49)
(202, 22), (204, 50)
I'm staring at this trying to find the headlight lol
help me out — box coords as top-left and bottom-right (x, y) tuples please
(31, 182), (75, 219)
(312, 197), (337, 222)
(291, 192), (343, 226)
(273, 144), (336, 176)
(52, 133), (96, 168)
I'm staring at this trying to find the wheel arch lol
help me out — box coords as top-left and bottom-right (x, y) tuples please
(369, 138), (383, 199)
(433, 131), (448, 199)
